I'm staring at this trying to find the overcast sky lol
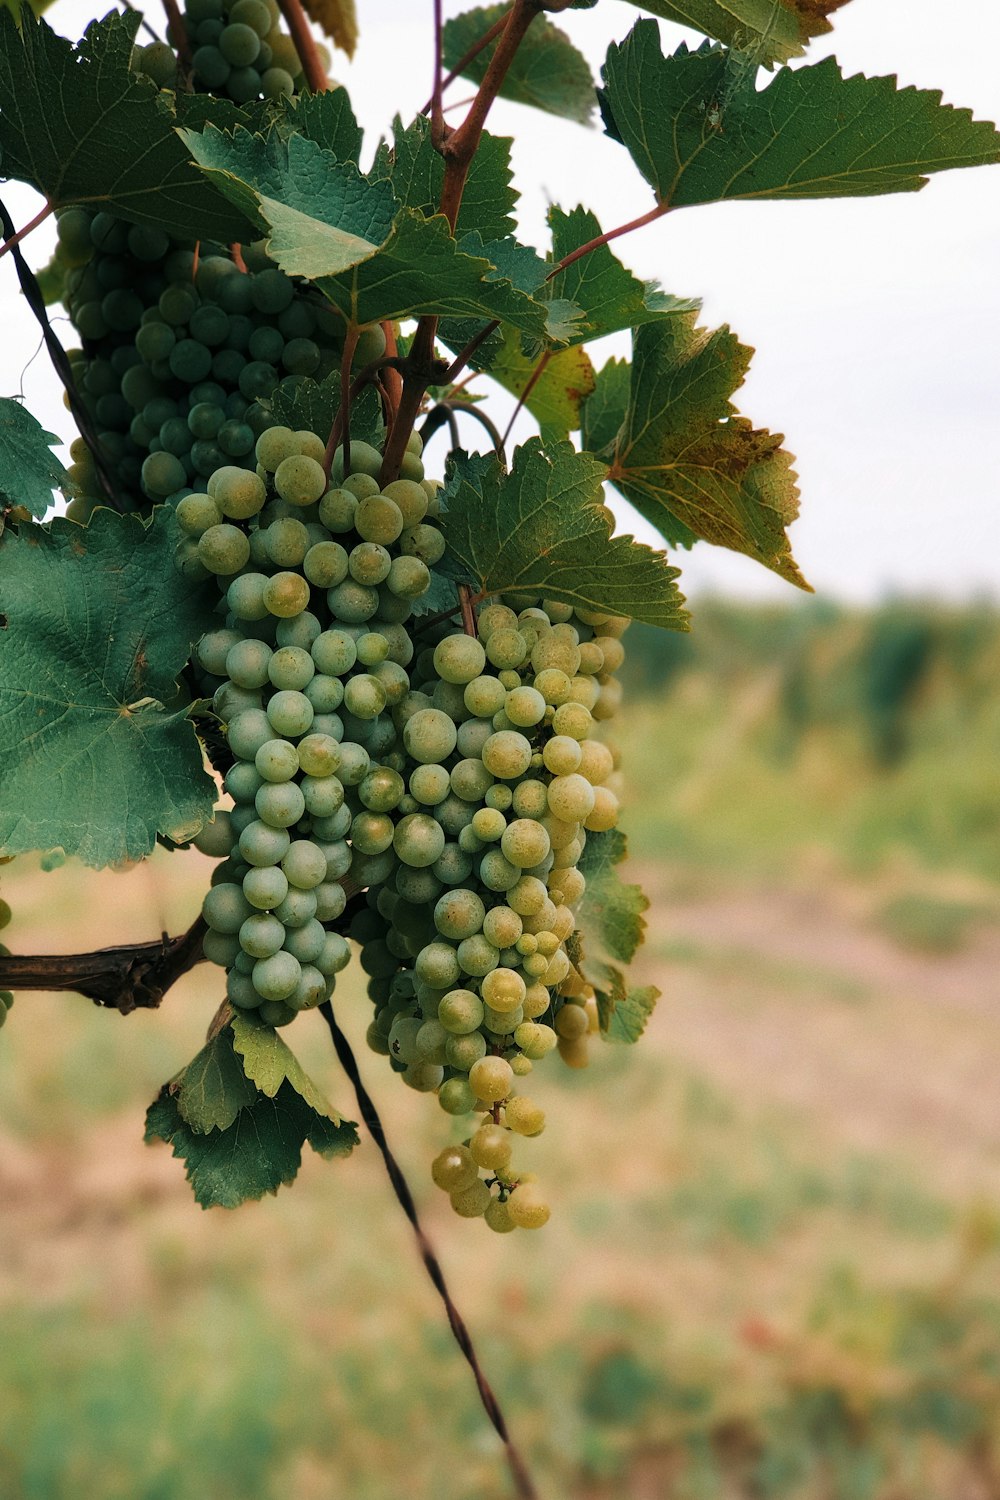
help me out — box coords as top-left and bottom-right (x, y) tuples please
(2, 0), (998, 604)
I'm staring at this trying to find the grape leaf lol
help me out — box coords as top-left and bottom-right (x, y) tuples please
(0, 10), (255, 241)
(547, 206), (699, 347)
(230, 1010), (343, 1122)
(0, 399), (69, 519)
(443, 4), (597, 125)
(574, 829), (659, 1044)
(439, 439), (687, 629)
(607, 316), (806, 585)
(485, 327), (596, 435)
(301, 0), (357, 57)
(145, 1080), (358, 1210)
(0, 507), (217, 867)
(373, 116), (517, 243)
(623, 0), (851, 67)
(169, 1026), (260, 1134)
(410, 567), (462, 620)
(600, 23), (1000, 208)
(579, 356), (630, 458)
(279, 88), (363, 165)
(184, 126), (555, 340)
(263, 374), (383, 450)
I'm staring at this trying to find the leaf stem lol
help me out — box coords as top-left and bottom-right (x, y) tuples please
(547, 202), (669, 278)
(442, 320), (500, 383)
(501, 349), (552, 447)
(418, 6), (513, 118)
(379, 321), (403, 414)
(458, 583), (478, 638)
(276, 0), (330, 93)
(430, 0), (445, 148)
(317, 1001), (540, 1500)
(0, 201), (54, 264)
(447, 400), (506, 460)
(339, 327), (360, 478)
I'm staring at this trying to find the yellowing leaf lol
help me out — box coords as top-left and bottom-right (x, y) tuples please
(302, 0), (358, 58)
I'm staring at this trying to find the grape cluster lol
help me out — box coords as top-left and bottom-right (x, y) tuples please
(352, 600), (627, 1231)
(192, 429), (438, 1025)
(131, 0), (322, 102)
(0, 892), (13, 1029)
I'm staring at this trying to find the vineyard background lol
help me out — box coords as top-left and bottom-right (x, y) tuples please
(3, 600), (1000, 1499)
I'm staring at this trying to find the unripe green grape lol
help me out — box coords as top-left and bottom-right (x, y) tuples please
(266, 689), (314, 738)
(309, 629), (356, 678)
(252, 949), (301, 1002)
(343, 674), (386, 721)
(385, 555), (430, 599)
(404, 1059), (445, 1092)
(326, 578), (379, 624)
(388, 1015), (422, 1064)
(176, 493), (223, 537)
(584, 785), (620, 832)
(359, 766), (404, 813)
(444, 1031), (487, 1072)
(438, 1077), (477, 1115)
(316, 932), (351, 976)
(300, 774), (344, 818)
(500, 818), (551, 869)
(227, 969), (263, 1010)
(213, 466), (266, 519)
(275, 453), (326, 506)
(433, 634), (487, 685)
(455, 718), (492, 761)
(241, 862), (289, 913)
(431, 1144), (478, 1193)
(331, 439), (382, 482)
(455, 932), (499, 978)
(449, 758), (493, 804)
(370, 659), (410, 707)
(435, 984), (486, 1036)
(469, 1055), (514, 1104)
(485, 1199), (517, 1234)
(202, 928), (241, 968)
(551, 701), (593, 740)
(192, 808), (236, 858)
(403, 708), (458, 765)
(505, 1096), (545, 1137)
(254, 738), (299, 783)
(318, 837), (352, 878)
(481, 966), (526, 1014)
(433, 888), (485, 942)
(318, 487), (357, 533)
(255, 425), (299, 471)
(468, 807), (504, 844)
(380, 478), (427, 526)
(267, 646), (315, 692)
(197, 523), (250, 575)
(347, 541), (390, 586)
(463, 675), (506, 719)
(512, 1021), (557, 1059)
(482, 906), (523, 950)
(302, 541), (348, 588)
(400, 522), (446, 567)
(392, 812), (444, 869)
(485, 629), (528, 671)
(314, 880), (347, 922)
(273, 886), (318, 929)
(351, 810), (395, 856)
(238, 818), (291, 868)
(255, 779), (306, 828)
(479, 849), (520, 892)
(264, 517), (310, 567)
(224, 637), (270, 691)
(507, 1187), (550, 1229)
(337, 742), (370, 785)
(414, 1019), (449, 1063)
(355, 494), (403, 545)
(296, 732), (341, 777)
(281, 840), (327, 890)
(203, 881), (253, 934)
(481, 731), (533, 780)
(227, 572), (270, 621)
(239, 912), (285, 958)
(263, 570), (310, 618)
(470, 1122), (513, 1171)
(450, 1180), (491, 1218)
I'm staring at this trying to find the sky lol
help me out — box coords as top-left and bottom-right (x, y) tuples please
(1, 0), (998, 604)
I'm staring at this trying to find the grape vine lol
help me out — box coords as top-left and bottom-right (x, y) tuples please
(0, 0), (996, 1491)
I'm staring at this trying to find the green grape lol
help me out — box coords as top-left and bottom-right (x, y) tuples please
(267, 645), (315, 691)
(444, 1031), (487, 1071)
(470, 807), (505, 843)
(348, 542), (391, 586)
(281, 840), (327, 889)
(203, 929), (241, 968)
(438, 1078), (477, 1115)
(449, 759), (494, 803)
(252, 949), (301, 1001)
(300, 774), (344, 817)
(546, 773), (596, 822)
(433, 634), (487, 685)
(409, 763), (451, 805)
(481, 731), (533, 780)
(255, 779), (306, 828)
(355, 494), (403, 545)
(484, 1199), (517, 1234)
(469, 1056), (513, 1104)
(142, 451), (186, 497)
(266, 689), (314, 737)
(282, 917), (327, 964)
(504, 685), (546, 727)
(305, 675), (344, 714)
(504, 1096), (545, 1136)
(226, 709), (276, 760)
(198, 523), (250, 575)
(450, 1180), (491, 1218)
(275, 453), (327, 506)
(507, 1187), (550, 1229)
(437, 988), (484, 1034)
(326, 579), (379, 624)
(254, 737), (299, 783)
(316, 932), (351, 976)
(403, 708), (458, 765)
(226, 637), (272, 689)
(393, 813), (445, 869)
(239, 817), (292, 867)
(433, 888), (485, 942)
(239, 912), (286, 958)
(431, 1145), (478, 1192)
(500, 818), (551, 869)
(311, 628), (358, 676)
(343, 674), (386, 721)
(203, 881), (254, 934)
(456, 932), (500, 978)
(262, 65), (295, 98)
(470, 1122), (513, 1171)
(304, 542), (349, 588)
(193, 43), (231, 86)
(351, 811), (395, 856)
(273, 885), (318, 929)
(296, 732), (341, 777)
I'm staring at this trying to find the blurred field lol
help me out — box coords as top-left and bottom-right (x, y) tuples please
(3, 601), (1000, 1500)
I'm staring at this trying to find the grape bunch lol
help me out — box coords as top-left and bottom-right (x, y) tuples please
(177, 0), (324, 104)
(0, 890), (13, 1030)
(191, 428), (438, 1026)
(349, 601), (627, 1231)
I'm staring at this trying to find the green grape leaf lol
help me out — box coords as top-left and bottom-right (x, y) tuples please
(184, 126), (554, 340)
(600, 24), (1000, 208)
(439, 439), (687, 629)
(0, 507), (217, 867)
(485, 327), (596, 435)
(623, 0), (850, 67)
(580, 356), (630, 458)
(373, 115), (517, 243)
(443, 4), (597, 125)
(547, 206), (699, 347)
(263, 375), (383, 451)
(0, 10), (256, 241)
(608, 316), (806, 583)
(230, 1009), (345, 1123)
(0, 399), (69, 519)
(410, 567), (462, 620)
(575, 829), (659, 1044)
(285, 87), (363, 164)
(169, 1025), (260, 1134)
(145, 1079), (358, 1210)
(301, 0), (358, 57)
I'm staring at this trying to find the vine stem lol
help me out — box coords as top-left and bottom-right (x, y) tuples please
(0, 201), (54, 263)
(501, 350), (551, 448)
(276, 0), (330, 93)
(0, 193), (123, 511)
(0, 919), (208, 1013)
(318, 1001), (539, 1500)
(458, 583), (479, 638)
(418, 5), (512, 118)
(160, 0), (193, 70)
(430, 0), (445, 148)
